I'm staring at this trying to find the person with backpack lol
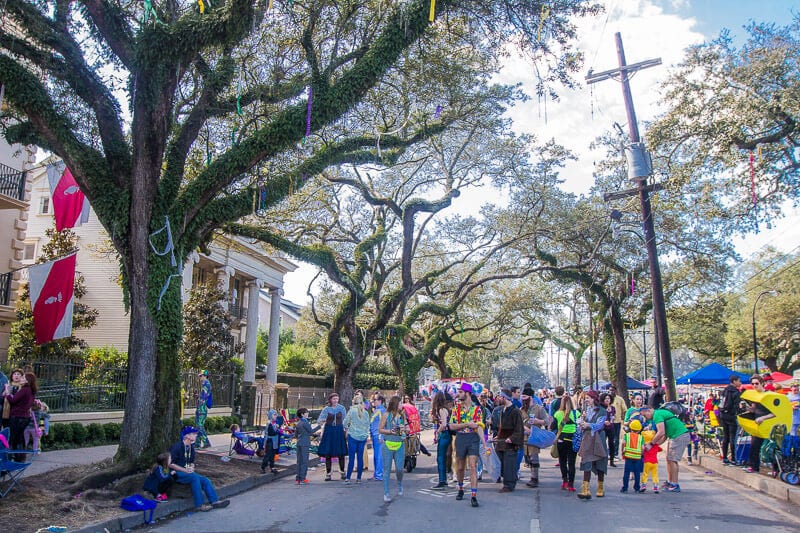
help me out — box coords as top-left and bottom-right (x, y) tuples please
(719, 375), (742, 465)
(639, 404), (690, 493)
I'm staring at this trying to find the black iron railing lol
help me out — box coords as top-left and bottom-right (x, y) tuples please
(0, 271), (11, 306)
(0, 163), (26, 202)
(3, 359), (237, 413)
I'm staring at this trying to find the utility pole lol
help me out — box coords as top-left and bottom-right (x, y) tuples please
(641, 325), (647, 382)
(588, 33), (676, 401)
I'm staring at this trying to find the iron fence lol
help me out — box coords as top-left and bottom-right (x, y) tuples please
(4, 359), (237, 413)
(0, 163), (26, 201)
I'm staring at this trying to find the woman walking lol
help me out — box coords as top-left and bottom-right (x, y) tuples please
(317, 393), (348, 481)
(553, 395), (579, 492)
(577, 390), (609, 500)
(343, 394), (370, 483)
(379, 395), (407, 502)
(431, 391), (453, 489)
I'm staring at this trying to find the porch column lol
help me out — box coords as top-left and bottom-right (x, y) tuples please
(243, 279), (263, 384)
(266, 286), (283, 385)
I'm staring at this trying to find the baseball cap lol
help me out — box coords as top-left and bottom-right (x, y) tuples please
(181, 426), (200, 438)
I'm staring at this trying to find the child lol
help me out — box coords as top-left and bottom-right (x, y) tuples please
(641, 428), (662, 493)
(230, 423), (265, 453)
(261, 410), (281, 474)
(294, 408), (320, 484)
(620, 419), (645, 493)
(144, 452), (175, 502)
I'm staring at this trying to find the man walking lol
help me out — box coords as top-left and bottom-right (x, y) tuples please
(718, 375), (742, 465)
(449, 383), (485, 507)
(640, 405), (690, 492)
(493, 389), (525, 492)
(195, 370), (212, 448)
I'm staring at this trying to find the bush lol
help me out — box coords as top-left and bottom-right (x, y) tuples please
(104, 422), (122, 441)
(57, 422), (73, 444)
(86, 423), (106, 444)
(181, 417), (194, 427)
(70, 422), (88, 444)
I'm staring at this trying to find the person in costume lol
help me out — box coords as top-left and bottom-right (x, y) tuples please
(449, 383), (486, 507)
(261, 409), (281, 474)
(317, 393), (348, 480)
(640, 427), (661, 493)
(195, 370), (212, 448)
(576, 390), (609, 500)
(620, 419), (645, 493)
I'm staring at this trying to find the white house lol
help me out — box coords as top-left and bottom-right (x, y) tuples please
(22, 162), (303, 384)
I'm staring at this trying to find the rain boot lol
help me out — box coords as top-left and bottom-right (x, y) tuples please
(577, 481), (591, 500)
(596, 480), (605, 497)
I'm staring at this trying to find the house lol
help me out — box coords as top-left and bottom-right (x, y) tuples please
(0, 124), (36, 362)
(21, 164), (302, 388)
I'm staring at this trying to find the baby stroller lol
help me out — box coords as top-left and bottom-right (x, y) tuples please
(403, 402), (422, 472)
(776, 427), (800, 485)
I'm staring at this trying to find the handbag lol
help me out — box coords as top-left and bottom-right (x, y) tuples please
(528, 426), (556, 448)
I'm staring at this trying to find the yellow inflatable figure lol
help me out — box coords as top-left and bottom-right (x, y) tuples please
(737, 389), (792, 439)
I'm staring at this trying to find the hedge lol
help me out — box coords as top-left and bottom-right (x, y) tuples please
(39, 416), (240, 451)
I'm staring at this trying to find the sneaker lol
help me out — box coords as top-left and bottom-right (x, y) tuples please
(456, 490), (465, 500)
(561, 481), (568, 490)
(356, 479), (362, 484)
(638, 486), (647, 493)
(302, 479), (310, 484)
(383, 494), (392, 503)
(687, 458), (693, 465)
(567, 484), (576, 492)
(471, 496), (479, 507)
(745, 467), (756, 473)
(653, 486), (660, 494)
(666, 484), (681, 493)
(325, 474), (332, 481)
(433, 482), (448, 489)
(398, 485), (404, 496)
(296, 479), (302, 485)
(722, 458), (731, 465)
(344, 479), (351, 484)
(212, 500), (230, 509)
(198, 504), (213, 512)
(156, 493), (168, 502)
(620, 488), (628, 493)
(271, 468), (279, 474)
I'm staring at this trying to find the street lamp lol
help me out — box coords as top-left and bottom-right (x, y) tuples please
(752, 290), (778, 373)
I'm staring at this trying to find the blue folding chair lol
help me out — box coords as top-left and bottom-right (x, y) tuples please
(0, 427), (37, 497)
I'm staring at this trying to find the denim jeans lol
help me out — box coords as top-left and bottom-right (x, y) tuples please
(174, 471), (218, 507)
(347, 435), (366, 480)
(436, 431), (452, 483)
(622, 458), (643, 491)
(370, 430), (383, 480)
(382, 442), (405, 495)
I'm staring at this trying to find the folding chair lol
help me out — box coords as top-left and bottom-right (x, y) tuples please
(228, 431), (261, 459)
(0, 428), (37, 498)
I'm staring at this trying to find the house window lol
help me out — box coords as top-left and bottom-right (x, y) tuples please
(39, 196), (50, 214)
(23, 243), (36, 261)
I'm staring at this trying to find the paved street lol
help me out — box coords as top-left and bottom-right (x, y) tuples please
(148, 436), (800, 533)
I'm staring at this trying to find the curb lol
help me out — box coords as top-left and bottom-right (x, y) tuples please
(697, 455), (800, 504)
(72, 465), (295, 533)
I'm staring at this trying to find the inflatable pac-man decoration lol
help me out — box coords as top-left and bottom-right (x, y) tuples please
(737, 389), (792, 439)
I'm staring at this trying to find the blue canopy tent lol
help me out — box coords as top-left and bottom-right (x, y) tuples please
(625, 376), (651, 390)
(676, 362), (749, 385)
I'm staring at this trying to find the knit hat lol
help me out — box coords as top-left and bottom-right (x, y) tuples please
(181, 426), (199, 438)
(522, 387), (535, 397)
(629, 419), (643, 432)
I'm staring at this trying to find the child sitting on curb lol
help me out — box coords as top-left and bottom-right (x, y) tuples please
(144, 451), (175, 502)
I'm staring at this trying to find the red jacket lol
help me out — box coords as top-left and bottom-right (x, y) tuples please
(6, 386), (34, 418)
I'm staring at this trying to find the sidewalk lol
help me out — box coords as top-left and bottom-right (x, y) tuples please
(697, 454), (800, 504)
(23, 432), (236, 478)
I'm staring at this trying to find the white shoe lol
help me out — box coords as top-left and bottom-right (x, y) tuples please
(383, 494), (392, 502)
(398, 485), (404, 496)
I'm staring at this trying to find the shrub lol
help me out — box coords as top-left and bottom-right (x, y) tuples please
(70, 422), (88, 444)
(181, 417), (194, 427)
(58, 422), (73, 443)
(104, 422), (122, 441)
(86, 423), (106, 444)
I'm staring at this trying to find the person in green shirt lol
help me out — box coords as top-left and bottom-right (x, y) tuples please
(639, 406), (690, 492)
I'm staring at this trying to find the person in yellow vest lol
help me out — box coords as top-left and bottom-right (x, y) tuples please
(620, 419), (645, 493)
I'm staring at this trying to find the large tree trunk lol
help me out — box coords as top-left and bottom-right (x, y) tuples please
(334, 364), (355, 407)
(609, 301), (629, 403)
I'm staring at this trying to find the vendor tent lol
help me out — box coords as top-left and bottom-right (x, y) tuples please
(625, 376), (651, 390)
(676, 362), (749, 385)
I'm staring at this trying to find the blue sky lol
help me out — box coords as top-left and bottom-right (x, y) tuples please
(678, 0), (797, 39)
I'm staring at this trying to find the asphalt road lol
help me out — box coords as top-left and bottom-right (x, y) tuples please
(147, 437), (800, 533)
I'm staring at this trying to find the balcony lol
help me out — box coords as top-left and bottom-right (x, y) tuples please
(0, 271), (11, 307)
(228, 298), (247, 322)
(0, 163), (27, 209)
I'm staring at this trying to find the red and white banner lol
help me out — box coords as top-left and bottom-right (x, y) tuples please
(46, 162), (90, 231)
(28, 253), (77, 345)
